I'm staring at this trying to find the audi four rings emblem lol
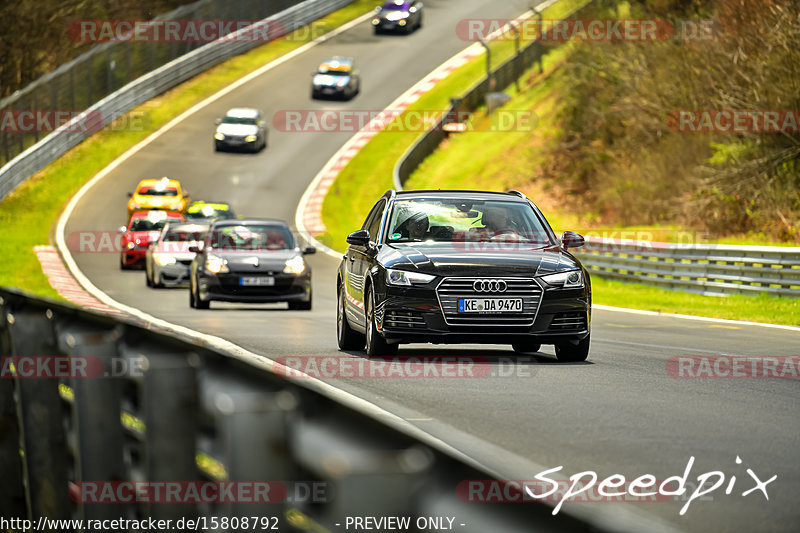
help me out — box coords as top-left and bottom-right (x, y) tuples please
(473, 279), (508, 293)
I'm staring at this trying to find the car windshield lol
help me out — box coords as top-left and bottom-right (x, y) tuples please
(207, 225), (295, 251)
(221, 116), (257, 125)
(163, 230), (206, 242)
(129, 217), (177, 232)
(317, 67), (350, 76)
(138, 187), (178, 196)
(381, 1), (410, 10)
(186, 205), (233, 220)
(386, 198), (553, 246)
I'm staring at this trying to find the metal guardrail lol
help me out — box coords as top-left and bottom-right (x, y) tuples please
(0, 0), (352, 201)
(578, 238), (800, 297)
(0, 287), (600, 531)
(391, 0), (800, 298)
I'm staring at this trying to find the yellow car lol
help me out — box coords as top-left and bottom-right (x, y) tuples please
(127, 178), (191, 218)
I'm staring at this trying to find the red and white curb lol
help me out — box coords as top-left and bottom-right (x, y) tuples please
(34, 245), (128, 319)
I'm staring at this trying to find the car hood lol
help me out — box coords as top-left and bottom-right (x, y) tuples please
(205, 249), (300, 273)
(216, 123), (259, 136)
(379, 243), (581, 277)
(125, 231), (161, 245)
(313, 73), (349, 87)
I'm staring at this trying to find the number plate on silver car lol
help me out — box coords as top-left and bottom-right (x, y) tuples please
(240, 276), (275, 286)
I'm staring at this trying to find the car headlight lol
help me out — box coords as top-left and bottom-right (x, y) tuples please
(540, 270), (583, 288)
(245, 135), (257, 142)
(283, 256), (306, 275)
(214, 132), (225, 140)
(386, 268), (435, 286)
(126, 242), (136, 250)
(371, 18), (379, 25)
(153, 254), (177, 266)
(398, 19), (407, 26)
(205, 255), (229, 274)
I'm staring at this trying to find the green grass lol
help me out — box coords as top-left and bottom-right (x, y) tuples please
(0, 0), (376, 300)
(591, 277), (800, 326)
(318, 2), (800, 326)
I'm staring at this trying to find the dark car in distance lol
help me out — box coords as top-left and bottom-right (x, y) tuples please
(311, 57), (361, 100)
(336, 190), (591, 360)
(189, 219), (315, 310)
(372, 0), (423, 34)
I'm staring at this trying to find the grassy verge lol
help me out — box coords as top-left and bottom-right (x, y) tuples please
(319, 3), (799, 326)
(0, 0), (376, 300)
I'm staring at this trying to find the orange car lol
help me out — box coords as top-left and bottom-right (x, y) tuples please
(127, 177), (191, 218)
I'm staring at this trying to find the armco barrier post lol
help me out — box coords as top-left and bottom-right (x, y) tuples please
(0, 297), (26, 516)
(56, 322), (126, 521)
(143, 351), (199, 519)
(6, 308), (72, 521)
(216, 389), (298, 517)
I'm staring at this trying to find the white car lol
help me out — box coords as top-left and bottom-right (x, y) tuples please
(214, 108), (268, 152)
(145, 223), (209, 288)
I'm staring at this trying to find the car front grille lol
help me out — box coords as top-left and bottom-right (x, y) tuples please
(436, 277), (542, 328)
(549, 311), (587, 331)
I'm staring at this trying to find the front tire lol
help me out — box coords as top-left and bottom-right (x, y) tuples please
(289, 290), (312, 311)
(555, 335), (590, 362)
(190, 278), (209, 310)
(337, 283), (364, 350)
(365, 285), (397, 357)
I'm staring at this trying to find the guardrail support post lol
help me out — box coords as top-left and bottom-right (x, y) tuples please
(0, 298), (26, 516)
(56, 322), (127, 521)
(216, 389), (297, 517)
(142, 351), (199, 520)
(6, 309), (72, 521)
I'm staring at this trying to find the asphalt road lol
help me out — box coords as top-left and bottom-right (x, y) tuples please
(61, 2), (800, 531)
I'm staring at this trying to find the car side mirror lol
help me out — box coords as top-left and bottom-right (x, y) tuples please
(375, 6), (381, 12)
(188, 244), (201, 254)
(127, 192), (133, 198)
(303, 246), (316, 255)
(561, 231), (585, 250)
(215, 118), (222, 125)
(346, 229), (370, 247)
(117, 226), (127, 233)
(259, 120), (266, 127)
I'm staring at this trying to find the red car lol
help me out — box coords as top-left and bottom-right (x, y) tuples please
(119, 210), (184, 269)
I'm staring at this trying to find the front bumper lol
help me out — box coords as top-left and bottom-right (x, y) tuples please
(215, 137), (259, 151)
(312, 85), (346, 97)
(153, 260), (192, 286)
(121, 249), (147, 267)
(198, 271), (311, 303)
(373, 282), (590, 345)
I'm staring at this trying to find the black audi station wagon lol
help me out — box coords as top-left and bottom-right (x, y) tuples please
(336, 190), (591, 360)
